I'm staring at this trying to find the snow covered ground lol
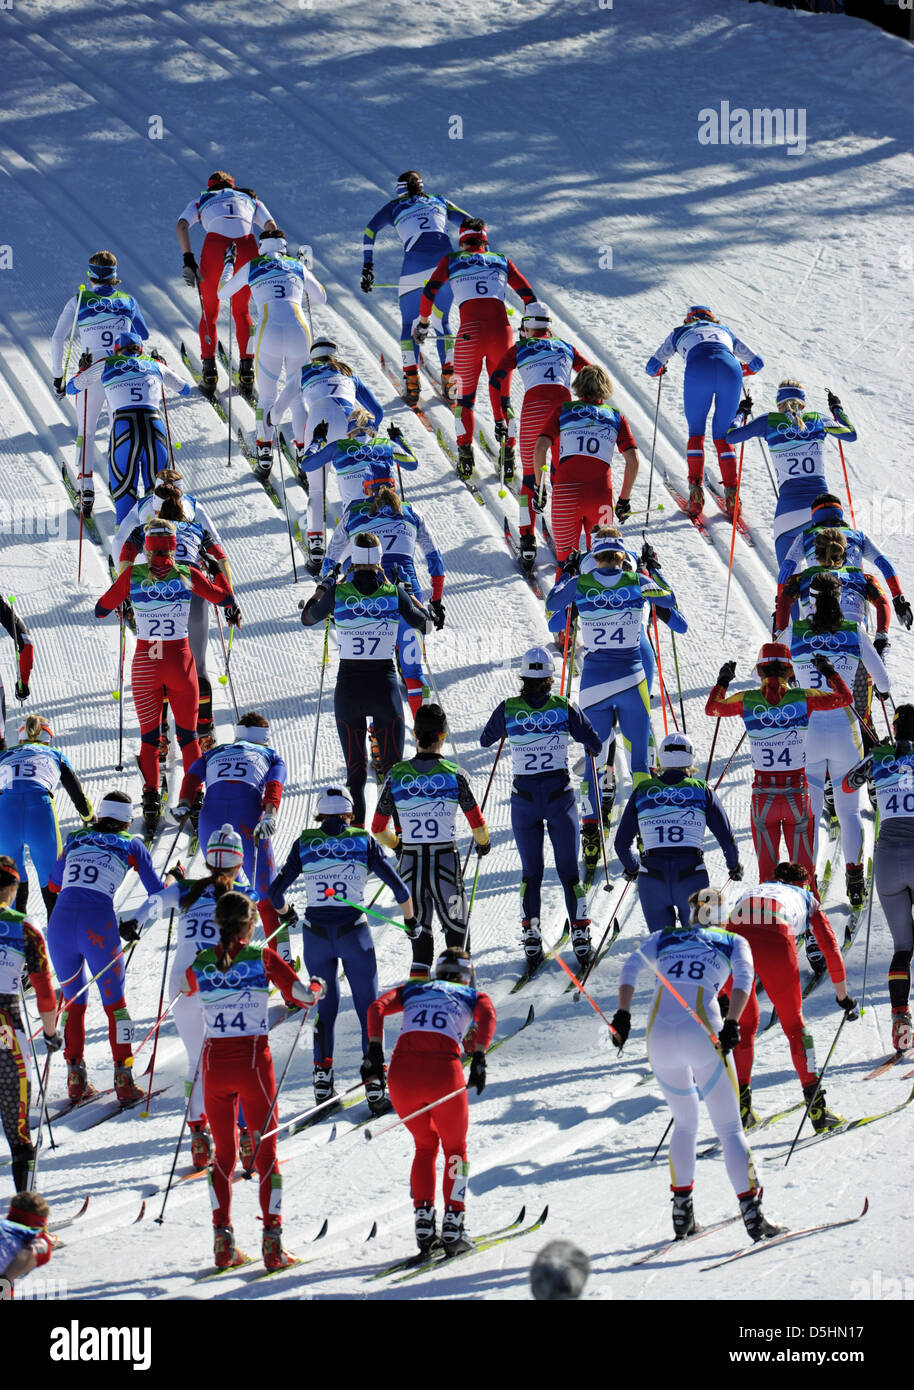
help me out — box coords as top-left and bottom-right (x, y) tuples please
(1, 0), (912, 1312)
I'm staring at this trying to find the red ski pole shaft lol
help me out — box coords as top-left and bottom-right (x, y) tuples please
(652, 608), (670, 735)
(554, 954), (619, 1036)
(836, 439), (856, 528)
(462, 736), (504, 876)
(77, 389), (88, 583)
(712, 730), (747, 792)
(560, 605), (573, 693)
(721, 442), (745, 640)
(704, 716), (721, 781)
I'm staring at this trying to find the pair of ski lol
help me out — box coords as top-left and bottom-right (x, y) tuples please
(510, 925), (571, 993)
(632, 1198), (869, 1270)
(49, 1084), (168, 1128)
(777, 1080), (914, 1155)
(659, 471), (754, 546)
(368, 1205), (549, 1283)
(697, 1102), (805, 1158)
(195, 1219), (330, 1283)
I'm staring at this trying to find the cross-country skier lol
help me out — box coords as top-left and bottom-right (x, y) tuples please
(0, 855), (58, 1192)
(611, 891), (780, 1243)
(65, 334), (193, 521)
(360, 171), (472, 403)
(705, 867), (856, 1131)
(614, 732), (743, 930)
(0, 714), (93, 919)
(705, 645), (853, 886)
(364, 947), (495, 1257)
(298, 416), (419, 577)
(177, 171), (277, 397)
(644, 305), (763, 518)
(0, 1191), (54, 1297)
(531, 365), (639, 571)
(415, 219), (536, 479)
(268, 338), (384, 568)
(94, 518), (240, 837)
(186, 889), (324, 1272)
(373, 704), (489, 980)
(115, 472), (231, 751)
(268, 785), (416, 1114)
(51, 250), (151, 514)
(218, 228), (327, 466)
(783, 573), (889, 906)
(124, 823), (253, 1170)
(480, 646), (601, 971)
(323, 454), (443, 715)
(775, 527), (892, 635)
(0, 596), (33, 750)
(299, 532), (430, 826)
(45, 789), (174, 1105)
(545, 535), (688, 874)
(726, 383), (857, 563)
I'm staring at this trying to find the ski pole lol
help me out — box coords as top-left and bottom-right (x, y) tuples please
(243, 981), (323, 1178)
(721, 442), (746, 640)
(651, 1119), (673, 1162)
(160, 378), (177, 468)
(259, 1080), (365, 1145)
(299, 247), (315, 338)
(155, 1045), (203, 1224)
(645, 372), (663, 525)
(758, 438), (778, 498)
(303, 615), (331, 826)
(115, 610), (125, 771)
(704, 717), (721, 781)
(215, 607), (239, 721)
(859, 871), (876, 1019)
(559, 606), (573, 698)
(836, 439), (856, 528)
(464, 854), (483, 955)
(578, 878), (636, 992)
(461, 736), (504, 876)
(783, 1012), (848, 1167)
(77, 389), (88, 583)
(18, 984), (57, 1159)
(652, 608), (671, 734)
(195, 276), (212, 349)
(878, 697), (893, 739)
(554, 954), (620, 1036)
(274, 424), (299, 584)
(224, 246), (235, 469)
(140, 910), (174, 1117)
(712, 730), (746, 793)
(564, 613), (578, 700)
(321, 890), (410, 933)
(588, 756), (613, 892)
(497, 433), (507, 500)
(62, 284), (86, 385)
(670, 630), (687, 733)
(364, 1085), (467, 1141)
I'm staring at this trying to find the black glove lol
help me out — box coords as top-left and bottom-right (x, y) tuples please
(119, 918), (141, 943)
(719, 992), (730, 1019)
(716, 660), (737, 688)
(474, 838), (491, 857)
(279, 902), (299, 930)
(531, 485), (548, 514)
(386, 423), (404, 443)
(718, 1017), (740, 1055)
(360, 264), (374, 293)
(494, 419), (509, 444)
(224, 243), (236, 266)
(728, 862), (743, 882)
(14, 679), (29, 701)
(52, 376), (66, 398)
(609, 1009), (631, 1048)
(311, 420), (329, 445)
(614, 498), (632, 524)
(811, 652), (836, 678)
(149, 347), (166, 364)
(78, 350), (93, 371)
(894, 595), (913, 630)
(43, 1030), (63, 1053)
(467, 1050), (487, 1095)
(360, 1040), (385, 1081)
(738, 395), (753, 416)
(874, 633), (890, 658)
(639, 541), (660, 574)
(429, 599), (446, 631)
(623, 863), (641, 882)
(827, 390), (842, 414)
(403, 914), (420, 939)
(560, 550), (580, 578)
(837, 994), (859, 1021)
(224, 603), (242, 629)
(874, 687), (890, 702)
(182, 252), (199, 287)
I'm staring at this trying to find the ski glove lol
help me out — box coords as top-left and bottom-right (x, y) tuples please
(738, 395), (753, 416)
(311, 420), (329, 444)
(811, 653), (836, 678)
(639, 542), (660, 574)
(494, 419), (509, 444)
(837, 994), (859, 1020)
(414, 318), (431, 343)
(15, 679), (29, 701)
(254, 810), (276, 842)
(170, 862), (187, 882)
(182, 252), (199, 287)
(224, 602), (242, 629)
(386, 424), (404, 443)
(609, 1009), (631, 1048)
(360, 264), (374, 294)
(52, 376), (66, 398)
(429, 599), (446, 630)
(170, 801), (191, 826)
(467, 1050), (487, 1095)
(728, 862), (744, 882)
(894, 595), (913, 630)
(651, 365), (667, 378)
(873, 687), (890, 702)
(43, 1030), (63, 1053)
(403, 915), (420, 939)
(119, 918), (141, 943)
(361, 1041), (385, 1081)
(560, 550), (581, 578)
(716, 660), (737, 688)
(718, 1017), (740, 1055)
(531, 485), (548, 514)
(474, 838), (491, 857)
(78, 351), (93, 371)
(623, 863), (641, 883)
(827, 390), (842, 414)
(614, 498), (632, 524)
(874, 633), (890, 657)
(279, 902), (299, 930)
(149, 347), (166, 364)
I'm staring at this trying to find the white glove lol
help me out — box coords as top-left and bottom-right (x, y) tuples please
(254, 809), (276, 842)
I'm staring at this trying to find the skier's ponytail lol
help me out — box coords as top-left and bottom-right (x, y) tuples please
(807, 573), (844, 634)
(154, 485), (185, 521)
(893, 703), (914, 755)
(777, 378), (807, 435)
(370, 486), (401, 515)
(213, 890), (257, 971)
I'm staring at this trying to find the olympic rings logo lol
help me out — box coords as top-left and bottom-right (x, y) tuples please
(307, 839), (356, 860)
(341, 597), (393, 618)
(199, 964), (251, 989)
(754, 704), (804, 728)
(806, 632), (844, 653)
(513, 710), (565, 733)
(396, 773), (451, 794)
(140, 577), (187, 600)
(642, 787), (694, 806)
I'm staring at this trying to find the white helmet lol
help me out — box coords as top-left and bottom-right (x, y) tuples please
(521, 300), (552, 333)
(520, 646), (556, 679)
(206, 823), (244, 871)
(310, 338), (337, 361)
(316, 786), (354, 817)
(658, 732), (695, 770)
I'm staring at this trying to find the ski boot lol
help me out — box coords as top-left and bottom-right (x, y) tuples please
(456, 444), (475, 480)
(197, 722), (216, 754)
(213, 1224), (248, 1271)
(823, 775), (836, 823)
(200, 357), (218, 398)
(739, 1083), (758, 1129)
(845, 862), (866, 909)
(238, 356), (256, 403)
(571, 918), (594, 968)
(159, 727), (170, 766)
(363, 1068), (393, 1118)
(440, 362), (457, 401)
(441, 1206), (473, 1257)
(254, 439), (273, 481)
(688, 482), (705, 518)
(67, 1058), (90, 1102)
(502, 442), (516, 483)
(671, 1188), (696, 1240)
(403, 366), (420, 406)
(238, 1125), (255, 1172)
(723, 486), (739, 519)
(804, 927), (826, 976)
(313, 1058), (340, 1109)
(891, 1009), (913, 1053)
(802, 1081), (844, 1133)
(114, 1059), (143, 1106)
(77, 481), (95, 519)
(581, 822), (602, 878)
(414, 1203), (440, 1254)
(305, 532), (326, 578)
(738, 1188), (781, 1242)
(189, 1120), (214, 1171)
(600, 766), (617, 827)
(518, 532), (537, 571)
(262, 1223), (296, 1272)
(520, 918), (545, 973)
(141, 786), (161, 841)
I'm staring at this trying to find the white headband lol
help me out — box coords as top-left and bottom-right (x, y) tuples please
(354, 542), (382, 567)
(97, 797), (133, 824)
(235, 724), (270, 745)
